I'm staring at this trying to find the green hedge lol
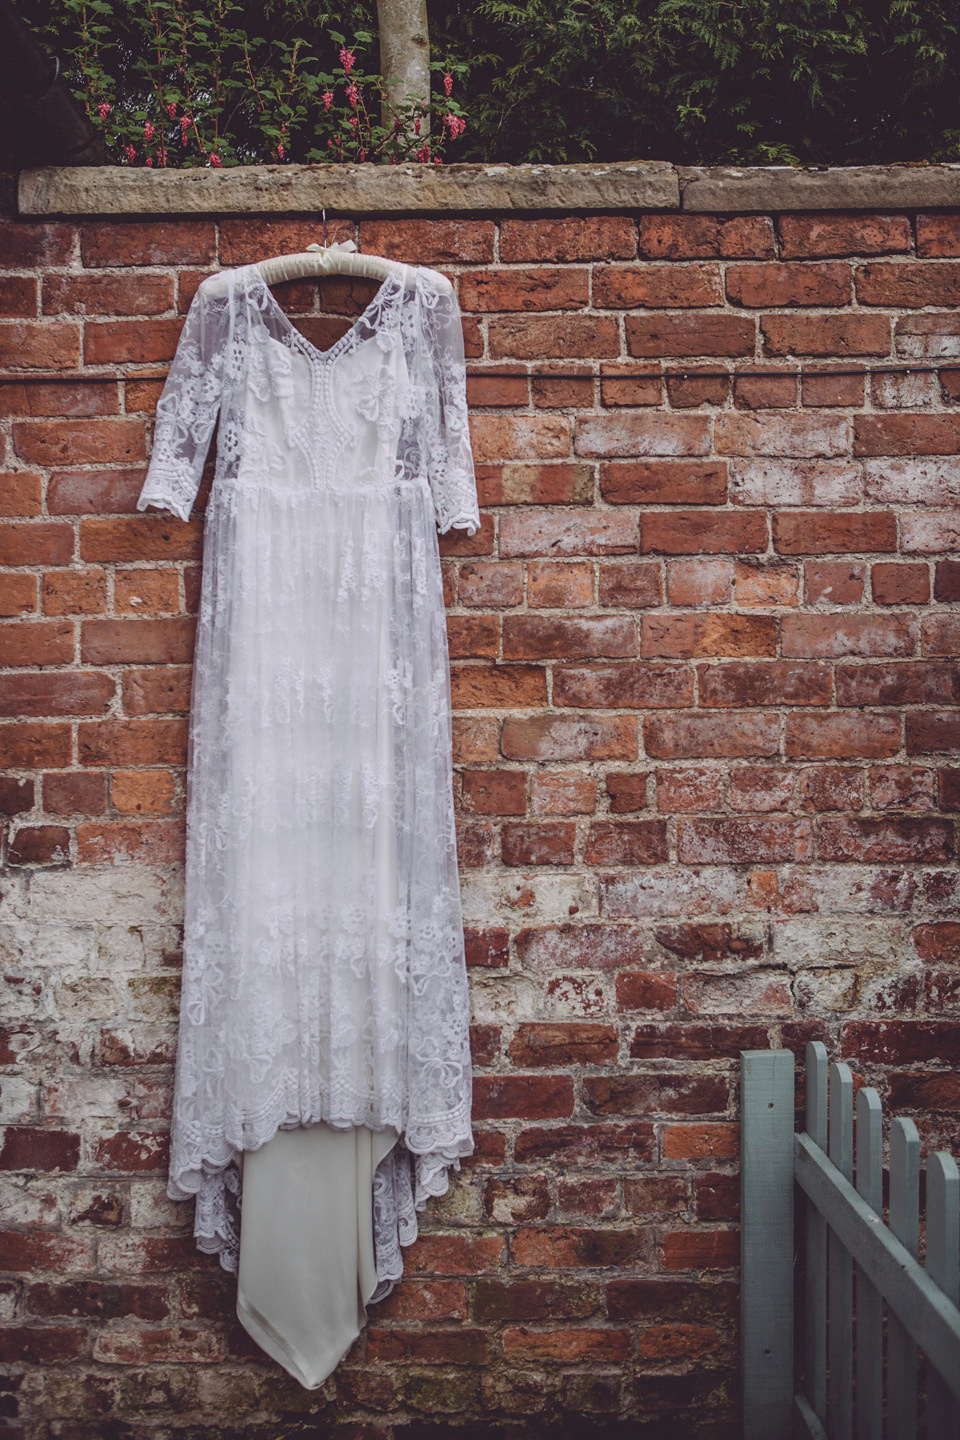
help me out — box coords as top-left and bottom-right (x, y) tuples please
(21, 0), (960, 166)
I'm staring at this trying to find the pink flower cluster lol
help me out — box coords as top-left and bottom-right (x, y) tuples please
(444, 112), (466, 140)
(96, 101), (111, 119)
(339, 48), (356, 74)
(443, 72), (453, 97)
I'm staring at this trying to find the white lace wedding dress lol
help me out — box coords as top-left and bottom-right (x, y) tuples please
(136, 259), (478, 1382)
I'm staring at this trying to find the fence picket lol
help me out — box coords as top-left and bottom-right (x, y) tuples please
(888, 1117), (920, 1440)
(926, 1150), (960, 1440)
(854, 1086), (883, 1440)
(742, 1046), (960, 1440)
(805, 1041), (829, 1424)
(828, 1063), (854, 1440)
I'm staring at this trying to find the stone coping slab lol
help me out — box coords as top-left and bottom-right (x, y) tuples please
(17, 159), (960, 216)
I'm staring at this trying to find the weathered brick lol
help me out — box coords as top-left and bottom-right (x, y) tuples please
(762, 314), (890, 357)
(531, 770), (597, 816)
(615, 971), (678, 1010)
(600, 460), (726, 506)
(502, 714), (637, 762)
(678, 818), (813, 864)
(917, 215), (960, 257)
(461, 769), (526, 817)
(835, 662), (959, 706)
(0, 616), (73, 665)
(871, 563), (930, 605)
(868, 766), (935, 811)
(655, 767), (725, 812)
(0, 521), (73, 566)
(502, 823), (576, 867)
(854, 414), (960, 456)
(1, 721), (72, 767)
(576, 414), (711, 459)
(78, 718), (187, 767)
(512, 1226), (654, 1268)
(0, 571), (37, 616)
(451, 664), (547, 709)
(469, 414), (570, 462)
(805, 561), (866, 605)
(733, 370), (798, 410)
(42, 570), (107, 616)
(641, 615), (776, 659)
(697, 661), (830, 708)
(666, 367), (731, 408)
(856, 261), (960, 306)
(895, 312), (960, 359)
(715, 412), (848, 458)
(593, 264), (721, 308)
(458, 267), (588, 312)
(730, 460), (861, 507)
(796, 766), (863, 811)
(665, 557), (733, 606)
(782, 614), (916, 658)
(802, 367), (865, 407)
(726, 262), (852, 307)
(0, 1126), (80, 1171)
(905, 712), (960, 755)
(500, 510), (636, 558)
(447, 615), (499, 659)
(479, 461), (594, 507)
(583, 821), (668, 866)
(0, 671), (113, 718)
(508, 1023), (619, 1068)
(526, 560), (594, 609)
(503, 616), (635, 661)
(553, 662), (693, 709)
(501, 217), (636, 263)
(626, 313), (754, 357)
(472, 1074), (574, 1120)
(489, 314), (619, 359)
(778, 214), (911, 258)
(641, 511), (767, 555)
(7, 825), (71, 865)
(774, 511), (897, 554)
(598, 563), (662, 609)
(584, 1073), (729, 1116)
(81, 617), (196, 665)
(13, 418), (146, 466)
(785, 713), (900, 759)
(734, 561), (800, 608)
(818, 818), (953, 863)
(599, 362), (663, 408)
(639, 215), (774, 259)
(644, 713), (779, 759)
(935, 562), (960, 602)
(729, 765), (795, 812)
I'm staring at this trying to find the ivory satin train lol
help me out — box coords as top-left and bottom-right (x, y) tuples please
(235, 1124), (400, 1387)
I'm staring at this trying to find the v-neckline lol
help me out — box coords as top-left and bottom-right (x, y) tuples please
(245, 262), (405, 365)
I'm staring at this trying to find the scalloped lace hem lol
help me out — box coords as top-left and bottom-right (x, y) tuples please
(170, 1120), (473, 1288)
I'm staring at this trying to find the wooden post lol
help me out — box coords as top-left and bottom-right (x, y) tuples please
(741, 1048), (795, 1440)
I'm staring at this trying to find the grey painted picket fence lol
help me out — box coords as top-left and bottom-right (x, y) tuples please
(741, 1041), (960, 1440)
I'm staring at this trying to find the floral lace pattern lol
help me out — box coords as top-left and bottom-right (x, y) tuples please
(136, 262), (479, 1286)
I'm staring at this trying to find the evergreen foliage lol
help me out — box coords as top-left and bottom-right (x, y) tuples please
(19, 0), (960, 165)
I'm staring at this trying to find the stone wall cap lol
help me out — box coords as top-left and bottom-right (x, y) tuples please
(679, 162), (960, 212)
(17, 159), (960, 217)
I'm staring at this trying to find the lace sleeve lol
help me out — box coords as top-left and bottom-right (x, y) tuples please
(136, 278), (230, 522)
(419, 272), (481, 537)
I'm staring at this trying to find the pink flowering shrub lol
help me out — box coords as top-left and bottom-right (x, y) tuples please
(22, 1), (467, 168)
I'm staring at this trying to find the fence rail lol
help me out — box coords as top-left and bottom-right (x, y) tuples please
(741, 1042), (960, 1440)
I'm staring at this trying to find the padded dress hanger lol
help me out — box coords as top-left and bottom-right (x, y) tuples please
(202, 216), (407, 299)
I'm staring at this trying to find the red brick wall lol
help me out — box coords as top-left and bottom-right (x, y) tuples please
(1, 189), (959, 1436)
